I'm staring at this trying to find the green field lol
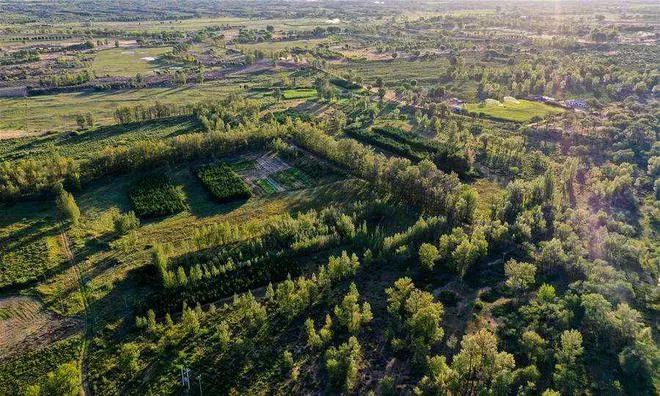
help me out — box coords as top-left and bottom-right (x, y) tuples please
(282, 88), (317, 100)
(93, 47), (172, 77)
(464, 99), (565, 122)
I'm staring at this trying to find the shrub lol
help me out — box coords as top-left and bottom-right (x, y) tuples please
(114, 211), (140, 235)
(438, 290), (459, 307)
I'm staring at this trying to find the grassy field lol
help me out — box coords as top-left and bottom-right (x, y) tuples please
(0, 203), (65, 289)
(62, 17), (345, 33)
(0, 80), (244, 133)
(330, 58), (452, 86)
(0, 117), (198, 162)
(464, 99), (565, 122)
(93, 47), (172, 77)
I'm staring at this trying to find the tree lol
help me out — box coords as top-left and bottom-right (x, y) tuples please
(119, 343), (141, 375)
(218, 321), (231, 351)
(304, 318), (323, 348)
(325, 336), (362, 392)
(437, 227), (488, 278)
(419, 243), (438, 271)
(182, 305), (200, 334)
(450, 329), (516, 395)
(386, 278), (444, 367)
(380, 375), (397, 396)
(553, 329), (585, 395)
(328, 110), (347, 134)
(414, 355), (453, 395)
(334, 283), (372, 335)
(504, 259), (536, 295)
(273, 87), (282, 102)
(55, 185), (80, 226)
(282, 350), (294, 377)
(521, 330), (547, 364)
(43, 362), (80, 396)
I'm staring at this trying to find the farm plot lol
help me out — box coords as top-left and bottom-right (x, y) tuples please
(464, 98), (564, 123)
(128, 175), (188, 218)
(196, 163), (252, 203)
(282, 88), (317, 100)
(238, 153), (314, 195)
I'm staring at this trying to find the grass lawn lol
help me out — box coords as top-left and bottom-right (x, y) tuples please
(464, 99), (564, 122)
(93, 47), (172, 77)
(282, 88), (317, 100)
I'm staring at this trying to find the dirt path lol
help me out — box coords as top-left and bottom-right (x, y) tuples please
(59, 227), (92, 396)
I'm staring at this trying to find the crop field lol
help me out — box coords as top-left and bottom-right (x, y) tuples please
(464, 99), (565, 122)
(282, 88), (317, 100)
(330, 58), (452, 86)
(196, 163), (252, 202)
(0, 1), (657, 395)
(128, 175), (188, 217)
(93, 47), (173, 77)
(235, 38), (329, 52)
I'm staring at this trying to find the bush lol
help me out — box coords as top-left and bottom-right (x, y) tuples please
(128, 175), (187, 218)
(479, 288), (499, 303)
(196, 163), (251, 203)
(114, 211), (140, 235)
(438, 290), (459, 307)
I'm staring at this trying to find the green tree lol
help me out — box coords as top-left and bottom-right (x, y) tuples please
(55, 185), (80, 226)
(334, 283), (372, 335)
(43, 362), (80, 396)
(450, 329), (516, 395)
(119, 342), (141, 375)
(504, 259), (537, 295)
(325, 336), (362, 392)
(521, 330), (547, 364)
(419, 243), (438, 271)
(114, 211), (140, 235)
(414, 355), (453, 395)
(553, 330), (585, 395)
(386, 278), (444, 367)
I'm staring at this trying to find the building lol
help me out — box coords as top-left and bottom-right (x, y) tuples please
(564, 99), (588, 110)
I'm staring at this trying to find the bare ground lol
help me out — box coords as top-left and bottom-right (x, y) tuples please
(0, 295), (83, 360)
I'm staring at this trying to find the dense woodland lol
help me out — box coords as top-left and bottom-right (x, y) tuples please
(0, 1), (657, 395)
